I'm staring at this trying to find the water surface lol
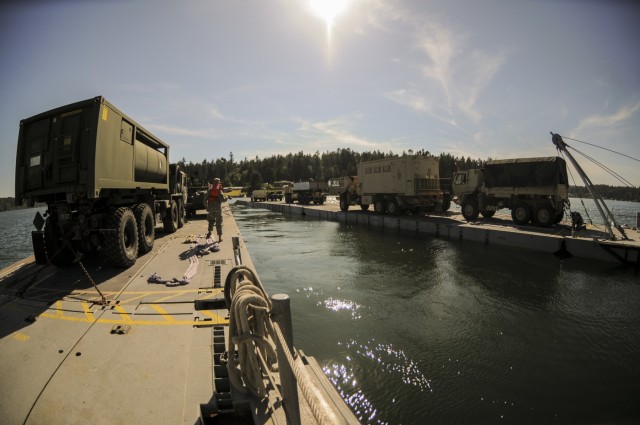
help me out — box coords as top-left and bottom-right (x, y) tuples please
(233, 204), (640, 424)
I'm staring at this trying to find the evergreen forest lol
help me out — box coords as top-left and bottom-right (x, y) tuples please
(2, 148), (638, 211)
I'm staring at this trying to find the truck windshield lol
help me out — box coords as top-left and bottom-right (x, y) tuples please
(454, 173), (467, 185)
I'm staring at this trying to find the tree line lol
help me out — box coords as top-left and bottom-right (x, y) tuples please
(568, 185), (640, 202)
(177, 148), (639, 201)
(177, 148), (484, 190)
(2, 149), (638, 211)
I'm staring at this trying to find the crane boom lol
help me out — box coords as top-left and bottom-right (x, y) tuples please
(551, 133), (629, 240)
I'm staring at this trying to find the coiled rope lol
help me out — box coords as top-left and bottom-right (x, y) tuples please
(225, 266), (341, 424)
(226, 267), (277, 397)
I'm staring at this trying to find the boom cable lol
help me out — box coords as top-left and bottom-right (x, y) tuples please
(561, 136), (640, 164)
(558, 150), (594, 225)
(567, 146), (635, 187)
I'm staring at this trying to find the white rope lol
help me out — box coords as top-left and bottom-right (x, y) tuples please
(226, 272), (277, 397)
(272, 322), (342, 425)
(225, 267), (342, 424)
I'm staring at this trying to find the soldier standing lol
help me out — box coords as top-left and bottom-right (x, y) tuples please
(207, 178), (224, 242)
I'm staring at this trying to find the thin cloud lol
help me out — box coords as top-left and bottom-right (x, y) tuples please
(385, 89), (429, 114)
(417, 22), (459, 110)
(295, 116), (379, 149)
(455, 50), (506, 123)
(145, 123), (212, 138)
(362, 3), (508, 128)
(574, 100), (640, 132)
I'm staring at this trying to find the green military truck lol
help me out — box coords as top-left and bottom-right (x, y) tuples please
(451, 156), (569, 226)
(185, 184), (209, 217)
(15, 96), (187, 268)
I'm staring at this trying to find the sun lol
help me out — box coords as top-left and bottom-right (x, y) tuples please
(308, 0), (349, 30)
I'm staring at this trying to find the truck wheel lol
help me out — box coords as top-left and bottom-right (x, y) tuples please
(534, 205), (554, 227)
(386, 198), (401, 215)
(480, 210), (495, 218)
(317, 197), (325, 205)
(511, 204), (531, 225)
(104, 207), (139, 268)
(285, 193), (292, 204)
(163, 200), (179, 233)
(374, 199), (386, 214)
(44, 219), (76, 267)
(360, 204), (370, 211)
(339, 194), (349, 212)
(461, 198), (479, 221)
(133, 203), (155, 254)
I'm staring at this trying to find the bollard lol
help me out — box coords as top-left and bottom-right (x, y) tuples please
(271, 294), (301, 425)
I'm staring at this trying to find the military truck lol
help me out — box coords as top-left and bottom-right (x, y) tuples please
(185, 184), (209, 217)
(284, 181), (327, 204)
(339, 155), (444, 214)
(266, 189), (283, 201)
(451, 156), (569, 227)
(251, 189), (268, 202)
(15, 96), (187, 268)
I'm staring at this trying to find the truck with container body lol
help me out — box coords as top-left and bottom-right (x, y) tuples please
(451, 156), (569, 227)
(339, 155), (445, 214)
(14, 96), (187, 268)
(185, 184), (209, 217)
(283, 181), (327, 204)
(251, 188), (268, 202)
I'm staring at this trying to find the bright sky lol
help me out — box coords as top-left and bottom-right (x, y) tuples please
(1, 0), (639, 197)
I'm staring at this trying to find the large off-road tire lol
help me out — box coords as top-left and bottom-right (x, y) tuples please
(480, 210), (495, 218)
(534, 204), (554, 227)
(374, 199), (386, 214)
(360, 204), (370, 211)
(461, 198), (480, 221)
(44, 219), (76, 267)
(511, 203), (531, 225)
(163, 200), (179, 234)
(386, 198), (401, 215)
(104, 207), (139, 268)
(285, 193), (293, 204)
(339, 194), (349, 212)
(133, 203), (155, 254)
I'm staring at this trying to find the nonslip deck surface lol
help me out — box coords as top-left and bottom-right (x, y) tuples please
(0, 204), (240, 425)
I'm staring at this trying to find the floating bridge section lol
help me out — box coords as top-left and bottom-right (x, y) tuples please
(239, 200), (640, 269)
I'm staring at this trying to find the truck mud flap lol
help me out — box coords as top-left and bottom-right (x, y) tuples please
(31, 231), (48, 265)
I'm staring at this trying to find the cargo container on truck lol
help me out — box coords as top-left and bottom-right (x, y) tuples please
(339, 155), (445, 214)
(283, 181), (327, 204)
(15, 96), (187, 268)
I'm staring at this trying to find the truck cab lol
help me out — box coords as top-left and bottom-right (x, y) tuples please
(452, 169), (483, 203)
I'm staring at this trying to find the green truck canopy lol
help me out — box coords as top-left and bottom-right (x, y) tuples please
(484, 156), (568, 188)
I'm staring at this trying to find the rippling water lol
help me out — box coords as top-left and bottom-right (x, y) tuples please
(0, 207), (47, 270)
(233, 204), (640, 425)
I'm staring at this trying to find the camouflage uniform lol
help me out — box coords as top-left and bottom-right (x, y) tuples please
(207, 179), (224, 240)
